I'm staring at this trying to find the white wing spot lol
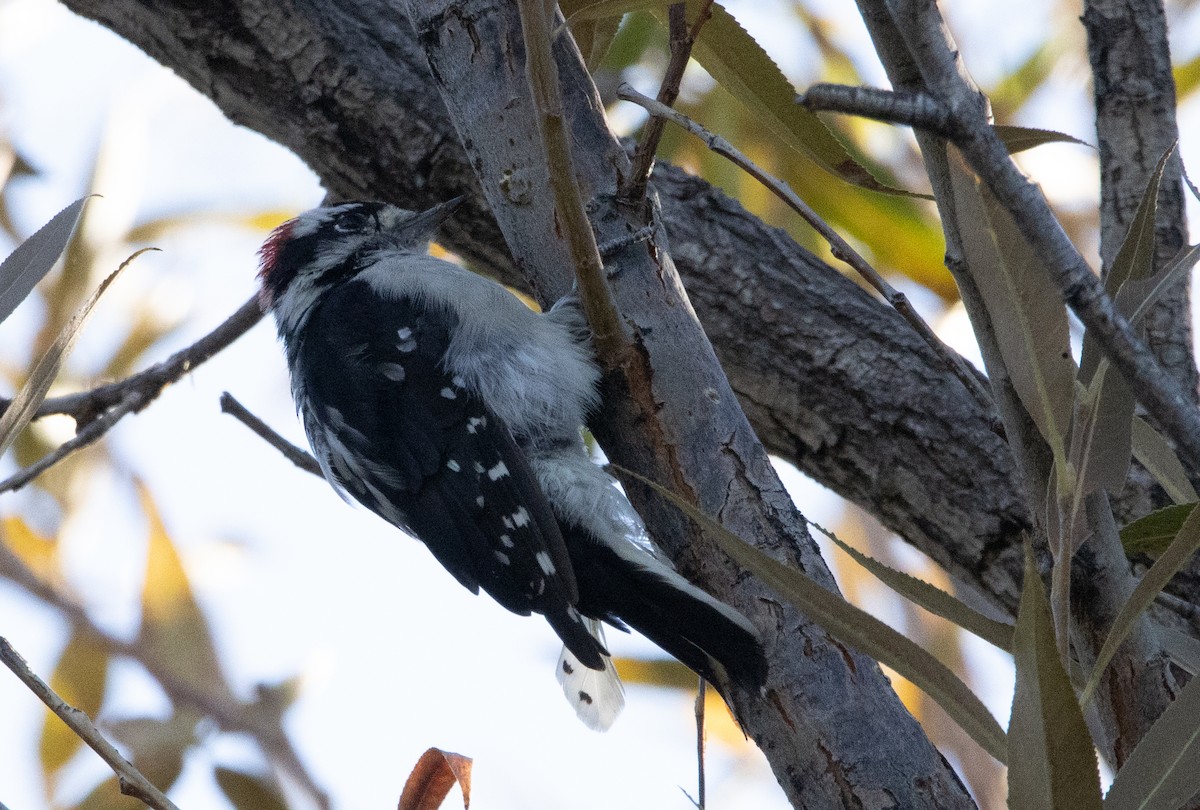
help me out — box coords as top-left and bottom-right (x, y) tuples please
(493, 550), (511, 566)
(440, 387), (457, 399)
(379, 362), (406, 382)
(397, 339), (418, 353)
(466, 416), (487, 434)
(476, 495), (485, 508)
(536, 551), (556, 575)
(473, 461), (486, 474)
(502, 516), (514, 529)
(487, 461), (510, 481)
(511, 506), (530, 527)
(499, 534), (514, 548)
(397, 326), (413, 340)
(452, 375), (466, 388)
(446, 459), (461, 472)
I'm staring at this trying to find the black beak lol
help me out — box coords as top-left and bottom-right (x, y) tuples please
(404, 196), (466, 241)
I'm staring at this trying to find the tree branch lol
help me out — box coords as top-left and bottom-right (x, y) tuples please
(0, 541), (330, 809)
(0, 635), (182, 810)
(0, 296), (263, 493)
(408, 0), (975, 804)
(51, 0), (1200, 666)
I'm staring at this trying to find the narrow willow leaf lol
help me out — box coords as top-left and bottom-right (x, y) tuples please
(645, 1), (920, 197)
(948, 149), (1075, 464)
(1070, 363), (1134, 498)
(560, 0), (659, 23)
(398, 748), (473, 810)
(1131, 417), (1199, 505)
(107, 710), (199, 791)
(609, 463), (1008, 762)
(1103, 668), (1200, 810)
(571, 15), (622, 70)
(214, 768), (288, 810)
(994, 125), (1091, 155)
(1159, 627), (1200, 676)
(1008, 542), (1103, 809)
(611, 656), (697, 689)
(1080, 144), (1173, 384)
(137, 484), (236, 707)
(39, 629), (109, 779)
(1120, 503), (1198, 557)
(0, 247), (152, 458)
(1083, 503), (1200, 706)
(0, 196), (91, 325)
(814, 523), (1014, 652)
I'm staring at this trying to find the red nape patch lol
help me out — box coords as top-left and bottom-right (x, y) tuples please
(257, 219), (295, 281)
(256, 219), (296, 310)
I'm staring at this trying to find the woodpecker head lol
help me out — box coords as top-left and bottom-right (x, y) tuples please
(257, 197), (465, 314)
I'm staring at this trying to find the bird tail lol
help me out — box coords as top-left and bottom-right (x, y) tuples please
(568, 529), (767, 696)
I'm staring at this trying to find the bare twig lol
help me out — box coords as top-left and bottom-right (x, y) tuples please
(618, 84), (996, 417)
(0, 541), (330, 809)
(624, 1), (715, 203)
(0, 296), (264, 493)
(797, 83), (954, 137)
(219, 392), (322, 476)
(0, 635), (182, 810)
(515, 0), (624, 360)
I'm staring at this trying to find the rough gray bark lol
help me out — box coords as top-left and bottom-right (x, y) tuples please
(406, 1), (975, 805)
(60, 0), (1040, 623)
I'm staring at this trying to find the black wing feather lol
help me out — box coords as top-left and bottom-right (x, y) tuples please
(293, 279), (604, 667)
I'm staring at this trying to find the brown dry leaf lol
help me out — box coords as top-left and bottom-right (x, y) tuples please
(398, 747), (473, 810)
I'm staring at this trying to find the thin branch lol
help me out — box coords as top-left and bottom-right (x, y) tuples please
(624, 1), (714, 203)
(219, 392), (322, 476)
(515, 0), (625, 361)
(796, 83), (954, 137)
(0, 635), (182, 810)
(0, 296), (264, 493)
(619, 83), (996, 418)
(0, 542), (330, 809)
(878, 0), (1200, 472)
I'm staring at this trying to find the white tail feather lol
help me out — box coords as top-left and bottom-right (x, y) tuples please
(555, 620), (625, 731)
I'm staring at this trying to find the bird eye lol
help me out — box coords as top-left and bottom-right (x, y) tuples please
(334, 210), (371, 234)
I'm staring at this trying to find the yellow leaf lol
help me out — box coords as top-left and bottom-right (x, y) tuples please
(1, 515), (59, 583)
(136, 483), (234, 706)
(40, 629), (110, 782)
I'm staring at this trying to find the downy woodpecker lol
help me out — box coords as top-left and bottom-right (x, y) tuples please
(257, 199), (766, 729)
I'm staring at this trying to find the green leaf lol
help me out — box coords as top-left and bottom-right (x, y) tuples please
(994, 125), (1091, 155)
(609, 462), (1008, 762)
(1103, 669), (1200, 809)
(214, 768), (288, 810)
(1083, 502), (1200, 706)
(644, 0), (920, 196)
(948, 148), (1075, 465)
(1008, 541), (1103, 809)
(1131, 416), (1199, 505)
(0, 246), (151, 459)
(1069, 363), (1134, 499)
(0, 196), (91, 325)
(813, 523), (1014, 652)
(1120, 503), (1198, 557)
(40, 629), (110, 781)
